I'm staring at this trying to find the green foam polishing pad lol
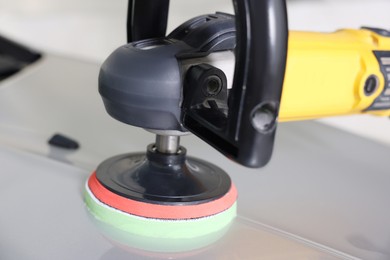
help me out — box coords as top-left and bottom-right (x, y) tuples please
(84, 182), (237, 253)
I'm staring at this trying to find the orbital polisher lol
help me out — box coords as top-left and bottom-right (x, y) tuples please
(85, 0), (390, 251)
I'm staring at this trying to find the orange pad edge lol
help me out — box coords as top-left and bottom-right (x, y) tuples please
(88, 171), (237, 220)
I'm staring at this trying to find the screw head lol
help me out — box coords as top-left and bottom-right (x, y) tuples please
(203, 75), (222, 96)
(364, 75), (379, 96)
(251, 104), (277, 133)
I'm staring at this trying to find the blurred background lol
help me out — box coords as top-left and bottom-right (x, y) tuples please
(0, 0), (389, 144)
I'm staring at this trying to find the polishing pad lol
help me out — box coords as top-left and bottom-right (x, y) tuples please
(84, 146), (237, 253)
(85, 182), (237, 253)
(88, 172), (237, 220)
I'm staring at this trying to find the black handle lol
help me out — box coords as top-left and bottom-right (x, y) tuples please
(183, 0), (288, 167)
(127, 0), (170, 42)
(229, 0), (288, 166)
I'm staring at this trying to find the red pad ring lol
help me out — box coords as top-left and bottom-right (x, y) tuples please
(88, 172), (237, 220)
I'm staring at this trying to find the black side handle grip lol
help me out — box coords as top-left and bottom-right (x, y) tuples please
(183, 0), (288, 167)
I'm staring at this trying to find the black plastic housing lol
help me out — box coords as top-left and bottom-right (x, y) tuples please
(99, 40), (191, 131)
(99, 13), (236, 131)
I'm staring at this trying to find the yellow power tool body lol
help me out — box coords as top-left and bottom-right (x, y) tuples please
(281, 28), (390, 121)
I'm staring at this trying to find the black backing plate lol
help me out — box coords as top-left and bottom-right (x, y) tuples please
(95, 149), (231, 205)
